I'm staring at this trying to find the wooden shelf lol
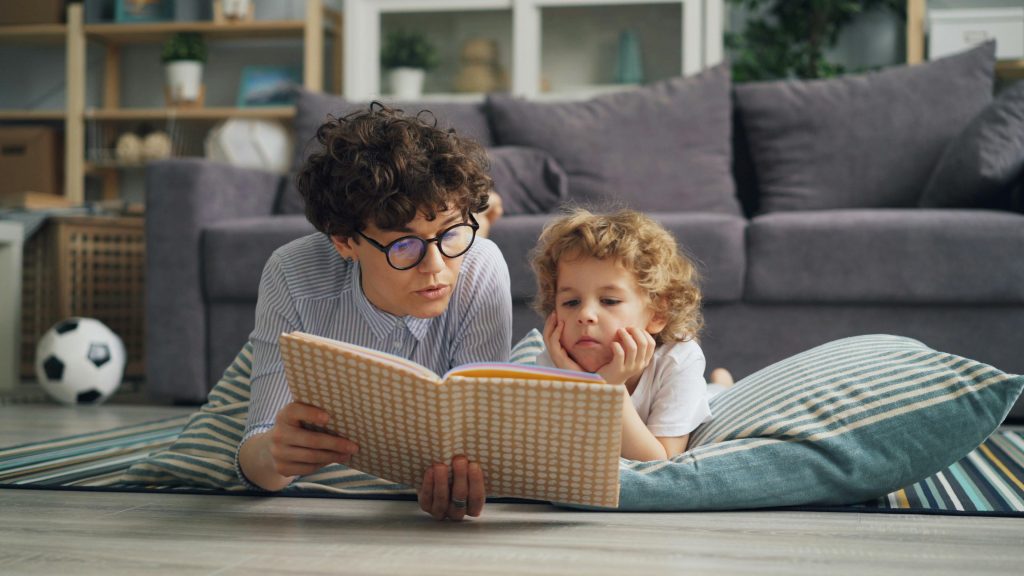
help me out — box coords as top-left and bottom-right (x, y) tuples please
(996, 60), (1024, 79)
(0, 109), (66, 121)
(85, 106), (296, 121)
(83, 20), (306, 44)
(0, 23), (66, 44)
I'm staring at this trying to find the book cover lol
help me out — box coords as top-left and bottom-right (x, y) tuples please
(279, 331), (624, 507)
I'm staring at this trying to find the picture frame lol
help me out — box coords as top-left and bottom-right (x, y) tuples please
(236, 66), (302, 107)
(115, 0), (173, 23)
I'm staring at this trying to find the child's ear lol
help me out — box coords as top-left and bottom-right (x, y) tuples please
(646, 314), (668, 335)
(331, 235), (358, 261)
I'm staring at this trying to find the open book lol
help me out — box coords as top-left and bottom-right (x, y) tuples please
(279, 331), (624, 507)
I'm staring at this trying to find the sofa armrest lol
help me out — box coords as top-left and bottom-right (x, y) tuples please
(145, 158), (283, 403)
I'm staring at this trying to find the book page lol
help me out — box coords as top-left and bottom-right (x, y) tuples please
(286, 331), (439, 381)
(448, 376), (623, 508)
(280, 332), (447, 488)
(444, 362), (606, 383)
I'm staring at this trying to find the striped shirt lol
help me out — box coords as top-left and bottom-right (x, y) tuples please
(240, 232), (512, 463)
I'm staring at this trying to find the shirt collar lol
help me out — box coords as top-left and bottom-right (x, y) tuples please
(349, 261), (433, 343)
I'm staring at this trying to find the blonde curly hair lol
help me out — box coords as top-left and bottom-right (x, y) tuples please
(530, 208), (703, 345)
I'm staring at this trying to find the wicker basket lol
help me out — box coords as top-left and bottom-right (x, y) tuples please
(21, 216), (145, 379)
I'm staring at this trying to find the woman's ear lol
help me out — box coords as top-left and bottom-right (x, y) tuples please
(331, 235), (358, 261)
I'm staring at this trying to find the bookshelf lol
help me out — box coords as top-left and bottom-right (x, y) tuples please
(342, 0), (724, 100)
(0, 0), (341, 205)
(906, 0), (1024, 77)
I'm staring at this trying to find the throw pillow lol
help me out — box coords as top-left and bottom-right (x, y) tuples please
(291, 88), (496, 172)
(487, 66), (742, 215)
(276, 147), (570, 216)
(919, 80), (1024, 210)
(734, 42), (996, 213)
(487, 147), (569, 215)
(608, 334), (1023, 511)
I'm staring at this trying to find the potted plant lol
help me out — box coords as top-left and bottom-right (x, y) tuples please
(161, 32), (207, 105)
(381, 29), (439, 99)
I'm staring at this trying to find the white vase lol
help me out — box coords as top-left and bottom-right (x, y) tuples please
(389, 67), (425, 99)
(164, 60), (204, 103)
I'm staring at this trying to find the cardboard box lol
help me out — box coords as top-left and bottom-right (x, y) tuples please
(0, 0), (65, 25)
(929, 8), (1024, 60)
(0, 127), (61, 199)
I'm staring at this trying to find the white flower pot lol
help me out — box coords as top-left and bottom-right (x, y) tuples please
(164, 60), (204, 103)
(389, 67), (425, 99)
(222, 0), (252, 20)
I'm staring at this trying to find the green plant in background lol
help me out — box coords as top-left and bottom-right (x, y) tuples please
(160, 32), (207, 63)
(725, 0), (904, 82)
(381, 29), (439, 71)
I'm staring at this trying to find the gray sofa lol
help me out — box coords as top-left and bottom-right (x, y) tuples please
(146, 44), (1024, 419)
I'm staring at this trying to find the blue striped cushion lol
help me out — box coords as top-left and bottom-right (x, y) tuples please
(611, 334), (1024, 511)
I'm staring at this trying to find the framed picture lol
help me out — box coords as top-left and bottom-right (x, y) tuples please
(236, 66), (302, 107)
(115, 0), (173, 23)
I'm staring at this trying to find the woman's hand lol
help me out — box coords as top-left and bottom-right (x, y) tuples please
(417, 455), (486, 521)
(542, 313), (584, 372)
(596, 327), (656, 386)
(267, 402), (360, 478)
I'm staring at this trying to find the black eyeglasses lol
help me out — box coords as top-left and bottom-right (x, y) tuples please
(357, 214), (479, 271)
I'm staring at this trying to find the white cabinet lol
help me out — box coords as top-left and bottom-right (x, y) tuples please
(342, 0), (723, 100)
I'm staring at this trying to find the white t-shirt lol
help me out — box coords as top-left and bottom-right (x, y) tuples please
(535, 340), (712, 437)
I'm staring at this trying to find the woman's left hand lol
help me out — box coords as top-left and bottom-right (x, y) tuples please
(417, 455), (485, 521)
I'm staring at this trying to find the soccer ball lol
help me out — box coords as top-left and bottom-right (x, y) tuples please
(35, 317), (126, 405)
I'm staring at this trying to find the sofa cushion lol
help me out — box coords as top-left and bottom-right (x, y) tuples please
(292, 88), (495, 172)
(920, 80), (1024, 211)
(487, 146), (569, 215)
(203, 216), (315, 300)
(734, 42), (996, 213)
(487, 66), (741, 216)
(746, 209), (1024, 304)
(488, 212), (747, 304)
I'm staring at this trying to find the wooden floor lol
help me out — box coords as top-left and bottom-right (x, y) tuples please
(2, 404), (1023, 575)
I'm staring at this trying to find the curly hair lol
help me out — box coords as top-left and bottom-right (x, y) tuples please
(530, 208), (703, 345)
(296, 102), (492, 238)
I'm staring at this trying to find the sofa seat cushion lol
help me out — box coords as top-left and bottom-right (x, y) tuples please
(746, 209), (1024, 303)
(203, 216), (315, 301)
(489, 212), (747, 304)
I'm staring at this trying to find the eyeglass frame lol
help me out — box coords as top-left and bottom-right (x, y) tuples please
(355, 213), (480, 271)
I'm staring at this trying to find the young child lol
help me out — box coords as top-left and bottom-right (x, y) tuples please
(531, 208), (715, 462)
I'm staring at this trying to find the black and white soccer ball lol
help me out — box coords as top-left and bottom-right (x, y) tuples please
(34, 317), (126, 405)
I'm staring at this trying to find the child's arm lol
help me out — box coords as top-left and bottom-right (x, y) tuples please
(619, 397), (689, 461)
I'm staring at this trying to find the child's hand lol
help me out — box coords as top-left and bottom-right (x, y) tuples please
(596, 327), (656, 386)
(542, 313), (584, 372)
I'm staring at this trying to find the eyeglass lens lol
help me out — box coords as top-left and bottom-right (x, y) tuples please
(388, 224), (475, 269)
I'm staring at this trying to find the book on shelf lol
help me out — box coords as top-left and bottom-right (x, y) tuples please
(279, 331), (624, 508)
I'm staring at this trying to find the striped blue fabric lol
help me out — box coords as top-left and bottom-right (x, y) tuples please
(245, 232), (513, 449)
(607, 335), (1024, 511)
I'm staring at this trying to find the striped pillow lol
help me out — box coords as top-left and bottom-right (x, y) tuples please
(612, 334), (1024, 511)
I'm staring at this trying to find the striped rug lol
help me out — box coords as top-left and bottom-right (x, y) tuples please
(1, 417), (1021, 516)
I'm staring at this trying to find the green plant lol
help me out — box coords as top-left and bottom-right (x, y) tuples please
(381, 29), (439, 71)
(725, 0), (904, 82)
(160, 32), (207, 64)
